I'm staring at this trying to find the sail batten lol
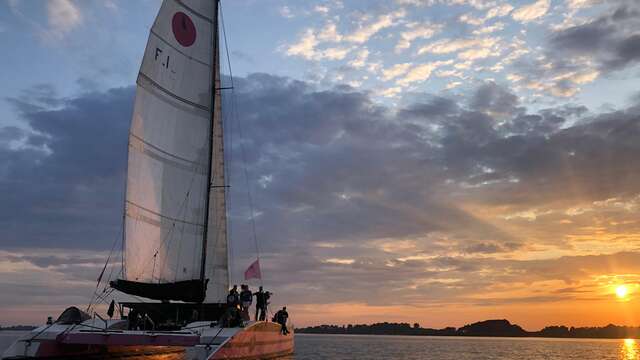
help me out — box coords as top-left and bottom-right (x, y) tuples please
(115, 0), (228, 303)
(137, 73), (211, 112)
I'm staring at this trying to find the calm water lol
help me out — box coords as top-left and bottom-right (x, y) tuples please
(2, 331), (640, 359)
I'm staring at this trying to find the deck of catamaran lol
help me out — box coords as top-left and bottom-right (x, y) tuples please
(2, 308), (293, 360)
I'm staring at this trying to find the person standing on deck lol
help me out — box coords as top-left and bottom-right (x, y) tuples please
(128, 308), (140, 330)
(274, 307), (289, 335)
(227, 285), (240, 308)
(264, 291), (271, 319)
(240, 284), (253, 321)
(254, 286), (267, 321)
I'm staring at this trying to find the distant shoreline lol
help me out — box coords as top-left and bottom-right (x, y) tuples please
(295, 333), (639, 341)
(295, 319), (640, 340)
(0, 326), (36, 331)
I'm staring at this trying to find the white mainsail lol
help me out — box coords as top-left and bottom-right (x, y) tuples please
(118, 0), (228, 303)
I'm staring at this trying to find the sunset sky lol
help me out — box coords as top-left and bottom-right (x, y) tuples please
(1, 0), (640, 330)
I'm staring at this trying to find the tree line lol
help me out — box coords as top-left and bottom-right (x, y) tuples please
(296, 319), (640, 339)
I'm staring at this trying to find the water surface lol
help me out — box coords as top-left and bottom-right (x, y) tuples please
(3, 331), (640, 359)
(290, 334), (640, 360)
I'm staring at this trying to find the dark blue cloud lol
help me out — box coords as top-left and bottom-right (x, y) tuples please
(1, 86), (133, 249)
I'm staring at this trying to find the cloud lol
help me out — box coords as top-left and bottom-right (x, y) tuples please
(318, 22), (342, 42)
(103, 0), (117, 11)
(446, 81), (462, 89)
(286, 30), (319, 60)
(472, 22), (505, 35)
(486, 4), (514, 19)
(279, 6), (294, 19)
(565, 0), (601, 11)
(396, 0), (498, 10)
(1, 85), (132, 249)
(545, 3), (640, 74)
(418, 37), (499, 56)
(322, 47), (352, 60)
(459, 13), (485, 26)
(470, 81), (520, 115)
(46, 0), (83, 39)
(348, 48), (370, 68)
(396, 60), (453, 86)
(381, 63), (413, 81)
(458, 47), (492, 61)
(3, 74), (640, 326)
(314, 5), (330, 14)
(396, 23), (442, 52)
(344, 9), (406, 44)
(512, 0), (550, 23)
(464, 242), (521, 254)
(285, 8), (406, 61)
(377, 86), (403, 98)
(285, 29), (352, 61)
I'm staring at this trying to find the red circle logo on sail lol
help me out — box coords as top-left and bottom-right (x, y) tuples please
(172, 12), (196, 47)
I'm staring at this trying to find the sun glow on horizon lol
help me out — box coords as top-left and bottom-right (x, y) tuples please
(616, 285), (629, 299)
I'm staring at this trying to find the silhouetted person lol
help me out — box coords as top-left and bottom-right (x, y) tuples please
(263, 291), (271, 320)
(220, 306), (242, 328)
(274, 306), (289, 335)
(254, 286), (267, 321)
(240, 284), (253, 321)
(227, 286), (240, 308)
(128, 308), (140, 330)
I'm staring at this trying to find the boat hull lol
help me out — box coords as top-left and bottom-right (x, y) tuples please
(210, 322), (294, 360)
(2, 340), (186, 360)
(2, 322), (293, 360)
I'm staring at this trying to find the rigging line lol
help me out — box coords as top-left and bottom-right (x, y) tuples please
(219, 1), (235, 286)
(87, 220), (123, 313)
(220, 1), (262, 269)
(102, 267), (123, 295)
(103, 252), (119, 290)
(93, 289), (116, 309)
(121, 137), (130, 278)
(160, 187), (191, 281)
(173, 207), (187, 282)
(224, 30), (234, 291)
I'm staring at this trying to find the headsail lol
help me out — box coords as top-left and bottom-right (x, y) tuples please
(111, 0), (227, 303)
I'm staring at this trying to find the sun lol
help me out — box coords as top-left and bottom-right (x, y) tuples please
(616, 285), (629, 299)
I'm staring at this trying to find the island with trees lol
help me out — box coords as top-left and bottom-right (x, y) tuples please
(296, 319), (640, 339)
(0, 325), (36, 331)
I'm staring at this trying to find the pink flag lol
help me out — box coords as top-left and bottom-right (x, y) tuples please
(244, 259), (262, 280)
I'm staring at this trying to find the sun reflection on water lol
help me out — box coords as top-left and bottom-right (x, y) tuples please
(621, 339), (639, 360)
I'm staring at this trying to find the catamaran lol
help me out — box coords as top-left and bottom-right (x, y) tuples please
(2, 0), (294, 358)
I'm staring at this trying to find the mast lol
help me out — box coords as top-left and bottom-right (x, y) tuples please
(200, 0), (222, 297)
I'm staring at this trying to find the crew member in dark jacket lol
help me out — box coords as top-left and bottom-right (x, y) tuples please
(274, 306), (289, 335)
(227, 285), (240, 308)
(240, 284), (253, 321)
(254, 286), (267, 321)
